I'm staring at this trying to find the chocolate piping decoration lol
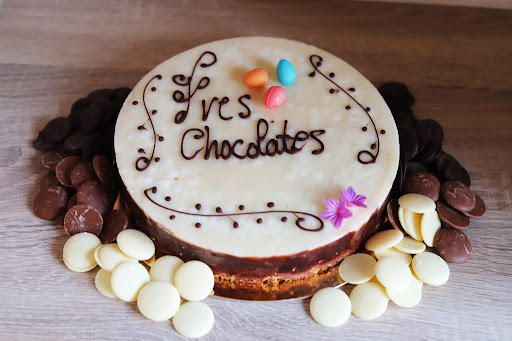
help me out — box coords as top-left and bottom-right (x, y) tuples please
(144, 187), (323, 232)
(135, 74), (163, 171)
(308, 55), (383, 164)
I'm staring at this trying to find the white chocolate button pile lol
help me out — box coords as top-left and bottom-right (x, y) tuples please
(60, 228), (216, 338)
(310, 193), (452, 327)
(310, 288), (351, 327)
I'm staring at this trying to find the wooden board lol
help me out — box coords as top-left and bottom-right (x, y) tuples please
(0, 0), (511, 340)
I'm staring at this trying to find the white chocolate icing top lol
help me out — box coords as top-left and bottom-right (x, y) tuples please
(114, 37), (399, 258)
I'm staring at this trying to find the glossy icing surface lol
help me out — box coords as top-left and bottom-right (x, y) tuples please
(114, 37), (399, 257)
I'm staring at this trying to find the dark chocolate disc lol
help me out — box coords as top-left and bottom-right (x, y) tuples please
(87, 88), (115, 101)
(378, 82), (409, 98)
(93, 155), (115, 190)
(70, 97), (90, 114)
(80, 103), (103, 133)
(34, 185), (69, 220)
(64, 130), (87, 151)
(436, 152), (471, 187)
(441, 180), (476, 212)
(405, 161), (427, 175)
(55, 155), (84, 188)
(33, 132), (55, 151)
(397, 121), (418, 161)
(461, 193), (486, 219)
(414, 119), (444, 164)
(70, 162), (99, 189)
(41, 117), (71, 143)
(76, 180), (114, 216)
(387, 198), (405, 234)
(99, 209), (129, 244)
(41, 150), (69, 170)
(434, 228), (472, 264)
(64, 204), (103, 236)
(436, 201), (471, 230)
(403, 172), (440, 202)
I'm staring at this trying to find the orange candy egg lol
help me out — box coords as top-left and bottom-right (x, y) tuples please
(243, 68), (269, 88)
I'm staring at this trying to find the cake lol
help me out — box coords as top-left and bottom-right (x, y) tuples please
(114, 37), (399, 300)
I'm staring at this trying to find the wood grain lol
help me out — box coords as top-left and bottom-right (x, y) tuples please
(0, 0), (511, 340)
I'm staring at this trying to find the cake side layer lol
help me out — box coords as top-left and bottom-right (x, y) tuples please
(122, 186), (387, 300)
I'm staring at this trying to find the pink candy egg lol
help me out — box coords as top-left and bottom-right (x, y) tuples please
(264, 86), (286, 109)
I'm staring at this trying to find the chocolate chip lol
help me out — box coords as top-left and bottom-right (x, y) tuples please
(99, 209), (129, 244)
(436, 201), (471, 230)
(461, 192), (486, 219)
(70, 162), (98, 189)
(76, 180), (114, 216)
(387, 198), (405, 234)
(34, 185), (69, 220)
(41, 117), (71, 143)
(41, 150), (69, 170)
(434, 228), (472, 264)
(80, 103), (103, 132)
(55, 156), (84, 188)
(33, 132), (56, 151)
(64, 204), (103, 237)
(64, 130), (87, 151)
(403, 172), (440, 202)
(397, 121), (418, 161)
(40, 171), (60, 189)
(378, 82), (409, 98)
(93, 155), (115, 190)
(441, 180), (476, 212)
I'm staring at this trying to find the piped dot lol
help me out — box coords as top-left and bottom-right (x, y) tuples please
(195, 223), (201, 228)
(362, 127), (367, 132)
(155, 157), (160, 162)
(151, 87), (156, 92)
(195, 204), (201, 210)
(329, 73), (335, 78)
(257, 218), (262, 224)
(267, 202), (275, 208)
(281, 217), (288, 222)
(170, 215), (175, 220)
(345, 105), (351, 110)
(165, 196), (171, 202)
(132, 101), (138, 105)
(233, 222), (239, 228)
(239, 205), (245, 211)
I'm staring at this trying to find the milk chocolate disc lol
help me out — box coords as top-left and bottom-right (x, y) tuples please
(387, 198), (405, 234)
(441, 180), (476, 212)
(403, 172), (440, 202)
(67, 193), (78, 211)
(99, 209), (129, 244)
(462, 193), (486, 219)
(34, 185), (69, 220)
(41, 150), (69, 170)
(55, 156), (83, 188)
(70, 162), (98, 189)
(76, 180), (114, 216)
(436, 201), (470, 230)
(64, 204), (103, 236)
(40, 171), (60, 189)
(434, 228), (471, 264)
(93, 155), (115, 190)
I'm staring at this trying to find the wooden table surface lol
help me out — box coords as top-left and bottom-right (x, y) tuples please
(1, 0), (511, 340)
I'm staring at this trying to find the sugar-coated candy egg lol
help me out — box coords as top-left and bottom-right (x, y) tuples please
(243, 68), (268, 88)
(277, 59), (296, 85)
(264, 86), (286, 109)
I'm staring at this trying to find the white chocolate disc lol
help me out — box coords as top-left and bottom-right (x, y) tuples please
(98, 243), (137, 272)
(398, 193), (435, 214)
(421, 210), (442, 247)
(94, 244), (106, 269)
(365, 229), (403, 252)
(63, 232), (101, 272)
(402, 209), (423, 242)
(386, 275), (423, 308)
(95, 268), (116, 298)
(338, 253), (376, 285)
(374, 256), (412, 291)
(411, 252), (450, 286)
(111, 262), (150, 302)
(172, 301), (214, 338)
(174, 260), (214, 301)
(350, 282), (388, 320)
(116, 229), (155, 261)
(114, 37), (399, 258)
(398, 206), (409, 235)
(137, 281), (181, 321)
(394, 236), (426, 254)
(373, 247), (412, 265)
(310, 287), (351, 327)
(149, 255), (184, 284)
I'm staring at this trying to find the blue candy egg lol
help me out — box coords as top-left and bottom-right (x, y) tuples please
(277, 59), (296, 85)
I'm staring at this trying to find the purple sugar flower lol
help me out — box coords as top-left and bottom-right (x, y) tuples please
(321, 196), (353, 229)
(340, 186), (367, 209)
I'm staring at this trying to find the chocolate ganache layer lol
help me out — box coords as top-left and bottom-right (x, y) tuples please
(114, 37), (399, 300)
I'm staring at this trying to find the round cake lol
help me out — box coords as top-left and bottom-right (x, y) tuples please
(114, 37), (399, 300)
